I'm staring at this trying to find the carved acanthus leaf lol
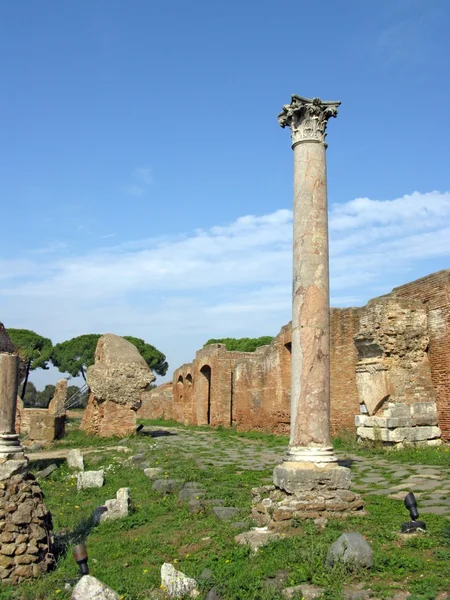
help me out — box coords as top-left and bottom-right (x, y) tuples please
(278, 95), (340, 146)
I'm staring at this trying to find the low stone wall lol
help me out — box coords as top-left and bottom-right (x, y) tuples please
(15, 380), (67, 442)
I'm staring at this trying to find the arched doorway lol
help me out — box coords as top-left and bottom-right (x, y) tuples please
(200, 365), (212, 425)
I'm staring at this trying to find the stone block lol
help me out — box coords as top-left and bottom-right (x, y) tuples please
(99, 488), (130, 523)
(72, 575), (120, 600)
(273, 463), (351, 494)
(161, 563), (199, 598)
(77, 470), (105, 490)
(411, 402), (438, 426)
(67, 449), (84, 470)
(28, 413), (64, 442)
(382, 403), (411, 419)
(326, 532), (373, 569)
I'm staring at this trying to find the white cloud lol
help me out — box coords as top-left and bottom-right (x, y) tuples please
(3, 191), (449, 387)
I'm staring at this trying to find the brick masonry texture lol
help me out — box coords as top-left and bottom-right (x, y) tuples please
(137, 271), (450, 440)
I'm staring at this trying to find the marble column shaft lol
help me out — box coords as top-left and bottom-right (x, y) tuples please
(278, 96), (340, 464)
(0, 353), (23, 456)
(0, 354), (19, 435)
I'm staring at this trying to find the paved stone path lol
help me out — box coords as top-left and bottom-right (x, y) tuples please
(141, 426), (450, 517)
(25, 425), (450, 517)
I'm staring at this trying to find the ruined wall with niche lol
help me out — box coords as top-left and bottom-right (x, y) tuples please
(15, 379), (67, 443)
(139, 271), (449, 442)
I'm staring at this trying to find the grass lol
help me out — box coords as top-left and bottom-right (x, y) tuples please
(333, 430), (450, 467)
(3, 423), (450, 600)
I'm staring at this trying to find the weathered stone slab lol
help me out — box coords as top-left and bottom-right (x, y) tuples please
(235, 527), (280, 551)
(67, 449), (84, 470)
(160, 563), (199, 598)
(99, 488), (130, 522)
(273, 462), (351, 493)
(77, 470), (105, 490)
(72, 574), (120, 599)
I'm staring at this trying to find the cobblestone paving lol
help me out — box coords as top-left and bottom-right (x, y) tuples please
(142, 426), (450, 517)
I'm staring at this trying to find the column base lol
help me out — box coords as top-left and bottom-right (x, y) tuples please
(0, 434), (24, 459)
(284, 445), (338, 466)
(250, 446), (366, 527)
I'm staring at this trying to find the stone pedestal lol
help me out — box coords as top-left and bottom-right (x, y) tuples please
(258, 96), (364, 522)
(0, 331), (54, 583)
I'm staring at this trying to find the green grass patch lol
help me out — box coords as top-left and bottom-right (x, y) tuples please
(333, 432), (450, 468)
(4, 424), (450, 600)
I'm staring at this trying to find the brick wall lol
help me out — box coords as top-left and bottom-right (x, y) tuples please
(330, 308), (361, 435)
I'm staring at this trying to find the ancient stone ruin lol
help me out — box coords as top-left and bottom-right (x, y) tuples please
(15, 379), (67, 444)
(0, 323), (53, 584)
(140, 269), (450, 446)
(81, 334), (155, 437)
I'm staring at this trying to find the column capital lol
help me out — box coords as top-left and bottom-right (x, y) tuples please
(278, 95), (340, 148)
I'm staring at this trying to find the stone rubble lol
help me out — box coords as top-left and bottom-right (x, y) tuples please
(252, 484), (365, 529)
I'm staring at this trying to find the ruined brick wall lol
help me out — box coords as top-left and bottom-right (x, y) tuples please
(138, 383), (174, 420)
(146, 271), (449, 439)
(232, 325), (291, 434)
(392, 270), (450, 440)
(81, 394), (137, 438)
(330, 308), (361, 436)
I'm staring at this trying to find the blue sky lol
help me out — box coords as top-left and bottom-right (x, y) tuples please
(1, 0), (449, 389)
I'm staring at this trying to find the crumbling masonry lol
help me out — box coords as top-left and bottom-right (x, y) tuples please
(139, 269), (450, 443)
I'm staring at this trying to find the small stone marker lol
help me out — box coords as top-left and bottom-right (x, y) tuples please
(326, 532), (373, 569)
(77, 470), (105, 490)
(161, 563), (199, 598)
(71, 574), (120, 600)
(67, 449), (84, 470)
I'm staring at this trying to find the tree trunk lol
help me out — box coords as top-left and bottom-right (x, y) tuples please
(20, 359), (32, 400)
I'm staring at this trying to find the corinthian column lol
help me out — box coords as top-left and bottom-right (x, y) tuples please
(273, 96), (351, 494)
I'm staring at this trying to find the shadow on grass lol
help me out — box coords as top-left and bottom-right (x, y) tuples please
(139, 428), (178, 438)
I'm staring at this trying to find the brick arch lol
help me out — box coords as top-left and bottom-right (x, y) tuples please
(198, 364), (212, 425)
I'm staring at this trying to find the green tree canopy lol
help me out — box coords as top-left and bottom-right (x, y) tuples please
(123, 336), (168, 376)
(51, 334), (168, 380)
(205, 336), (274, 352)
(8, 329), (53, 399)
(51, 334), (101, 380)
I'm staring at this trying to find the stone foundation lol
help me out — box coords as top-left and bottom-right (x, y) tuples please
(356, 401), (441, 446)
(252, 484), (365, 529)
(252, 461), (365, 529)
(0, 459), (54, 584)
